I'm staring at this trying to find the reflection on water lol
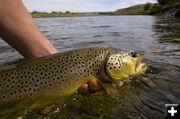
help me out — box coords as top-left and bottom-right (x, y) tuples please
(153, 17), (180, 44)
(0, 15), (180, 119)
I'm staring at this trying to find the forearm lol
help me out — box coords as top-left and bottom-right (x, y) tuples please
(0, 0), (58, 58)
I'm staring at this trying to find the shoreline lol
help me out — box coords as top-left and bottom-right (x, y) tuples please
(155, 4), (180, 18)
(32, 14), (150, 18)
(31, 12), (105, 18)
(32, 14), (106, 18)
(32, 14), (154, 18)
(31, 2), (180, 18)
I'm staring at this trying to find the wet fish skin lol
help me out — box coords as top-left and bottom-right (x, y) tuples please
(0, 47), (147, 116)
(0, 47), (108, 103)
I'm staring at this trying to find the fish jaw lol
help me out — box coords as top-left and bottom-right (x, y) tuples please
(134, 54), (147, 75)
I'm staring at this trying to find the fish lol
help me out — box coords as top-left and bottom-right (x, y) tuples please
(0, 47), (147, 117)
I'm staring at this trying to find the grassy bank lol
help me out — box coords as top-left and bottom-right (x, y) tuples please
(111, 0), (180, 16)
(114, 4), (146, 15)
(144, 0), (180, 15)
(31, 11), (101, 18)
(31, 0), (180, 18)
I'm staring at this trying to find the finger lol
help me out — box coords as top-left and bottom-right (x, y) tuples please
(116, 81), (123, 87)
(113, 81), (123, 88)
(88, 78), (103, 92)
(78, 83), (89, 94)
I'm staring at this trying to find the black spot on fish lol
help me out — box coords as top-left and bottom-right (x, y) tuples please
(17, 84), (20, 88)
(19, 95), (22, 98)
(24, 89), (27, 92)
(10, 92), (13, 96)
(2, 96), (6, 99)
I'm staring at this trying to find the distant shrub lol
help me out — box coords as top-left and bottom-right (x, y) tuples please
(157, 0), (180, 5)
(65, 11), (71, 14)
(31, 11), (39, 14)
(144, 2), (153, 11)
(150, 3), (162, 13)
(51, 11), (57, 14)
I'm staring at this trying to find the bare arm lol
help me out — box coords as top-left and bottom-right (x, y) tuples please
(0, 0), (58, 58)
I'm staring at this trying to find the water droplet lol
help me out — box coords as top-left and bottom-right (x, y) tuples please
(63, 104), (66, 108)
(53, 107), (60, 113)
(56, 108), (60, 111)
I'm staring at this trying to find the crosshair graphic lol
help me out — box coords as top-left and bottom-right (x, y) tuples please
(165, 104), (180, 119)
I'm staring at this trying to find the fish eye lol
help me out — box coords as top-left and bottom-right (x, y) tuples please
(129, 51), (137, 58)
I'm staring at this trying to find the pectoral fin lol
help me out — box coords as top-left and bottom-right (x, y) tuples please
(99, 81), (118, 99)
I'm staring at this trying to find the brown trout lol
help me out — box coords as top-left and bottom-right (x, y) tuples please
(0, 47), (147, 117)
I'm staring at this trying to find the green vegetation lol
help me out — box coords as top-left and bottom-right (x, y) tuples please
(30, 0), (180, 17)
(112, 0), (180, 15)
(112, 3), (156, 15)
(157, 0), (180, 5)
(31, 11), (100, 17)
(148, 0), (180, 14)
(114, 4), (146, 15)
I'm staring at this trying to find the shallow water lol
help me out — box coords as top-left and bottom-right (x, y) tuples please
(0, 15), (180, 119)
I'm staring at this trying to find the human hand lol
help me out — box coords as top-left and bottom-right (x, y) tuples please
(78, 78), (123, 94)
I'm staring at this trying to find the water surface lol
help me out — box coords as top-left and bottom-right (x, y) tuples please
(0, 15), (179, 119)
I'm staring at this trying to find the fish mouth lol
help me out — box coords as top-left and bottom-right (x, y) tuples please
(135, 55), (147, 73)
(135, 59), (139, 70)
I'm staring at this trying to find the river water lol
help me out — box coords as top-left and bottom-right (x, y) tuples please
(0, 15), (179, 119)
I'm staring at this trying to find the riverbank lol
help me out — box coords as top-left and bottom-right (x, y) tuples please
(113, 4), (146, 15)
(31, 11), (102, 18)
(114, 1), (180, 18)
(154, 3), (180, 18)
(30, 2), (180, 18)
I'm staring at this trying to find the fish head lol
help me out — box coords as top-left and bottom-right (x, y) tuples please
(106, 49), (147, 82)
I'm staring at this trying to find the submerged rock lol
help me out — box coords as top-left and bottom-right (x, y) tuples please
(175, 9), (180, 17)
